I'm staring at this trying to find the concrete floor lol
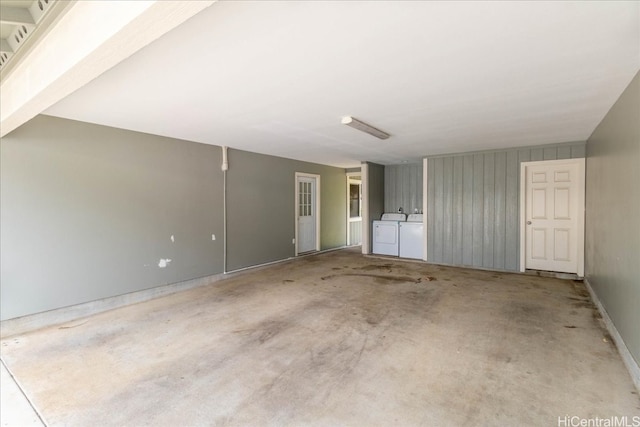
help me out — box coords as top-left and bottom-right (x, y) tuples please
(1, 247), (639, 426)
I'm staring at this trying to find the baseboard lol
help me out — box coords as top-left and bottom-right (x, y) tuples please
(584, 278), (640, 392)
(0, 272), (227, 338)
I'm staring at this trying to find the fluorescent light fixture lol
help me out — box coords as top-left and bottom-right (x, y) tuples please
(341, 116), (390, 140)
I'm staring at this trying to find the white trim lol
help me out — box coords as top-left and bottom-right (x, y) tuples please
(422, 158), (429, 261)
(584, 279), (640, 392)
(576, 158), (585, 277)
(361, 163), (370, 254)
(346, 172), (362, 246)
(519, 164), (526, 272)
(519, 158), (585, 276)
(294, 172), (321, 256)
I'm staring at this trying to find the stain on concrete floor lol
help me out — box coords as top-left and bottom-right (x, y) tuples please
(1, 247), (639, 426)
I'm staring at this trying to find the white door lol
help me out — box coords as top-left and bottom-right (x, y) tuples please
(521, 159), (585, 275)
(296, 174), (319, 254)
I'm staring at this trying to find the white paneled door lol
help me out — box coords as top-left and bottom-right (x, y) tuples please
(521, 159), (585, 275)
(296, 174), (320, 254)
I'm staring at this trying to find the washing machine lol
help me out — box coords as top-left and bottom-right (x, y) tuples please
(399, 214), (424, 259)
(372, 213), (406, 256)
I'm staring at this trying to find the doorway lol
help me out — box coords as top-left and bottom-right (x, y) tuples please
(295, 173), (320, 255)
(520, 159), (585, 276)
(346, 173), (362, 246)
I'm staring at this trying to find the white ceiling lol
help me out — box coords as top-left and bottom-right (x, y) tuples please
(44, 1), (639, 168)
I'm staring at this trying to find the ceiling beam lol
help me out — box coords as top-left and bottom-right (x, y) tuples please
(0, 6), (35, 25)
(0, 39), (13, 54)
(0, 0), (217, 137)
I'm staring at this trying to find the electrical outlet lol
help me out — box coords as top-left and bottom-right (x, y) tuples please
(292, 238), (295, 244)
(212, 234), (216, 241)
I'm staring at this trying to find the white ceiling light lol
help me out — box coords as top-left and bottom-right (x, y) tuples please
(341, 116), (390, 140)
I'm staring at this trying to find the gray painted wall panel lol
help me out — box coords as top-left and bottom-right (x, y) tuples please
(571, 144), (586, 158)
(557, 146), (572, 159)
(543, 147), (557, 160)
(586, 71), (640, 365)
(384, 163), (423, 214)
(366, 162), (385, 253)
(433, 158), (445, 261)
(462, 155), (474, 265)
(483, 154), (495, 268)
(443, 157), (453, 264)
(1, 116), (225, 320)
(493, 152), (506, 270)
(427, 141), (586, 271)
(452, 156), (464, 265)
(505, 150), (519, 269)
(518, 149), (531, 164)
(1, 117), (348, 320)
(226, 149), (346, 271)
(427, 161), (436, 260)
(472, 154), (484, 267)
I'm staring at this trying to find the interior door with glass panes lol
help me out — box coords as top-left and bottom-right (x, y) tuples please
(297, 175), (317, 253)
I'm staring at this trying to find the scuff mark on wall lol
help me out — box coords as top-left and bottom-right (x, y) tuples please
(158, 259), (172, 268)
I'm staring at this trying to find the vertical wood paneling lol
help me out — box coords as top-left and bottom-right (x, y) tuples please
(443, 157), (453, 264)
(505, 150), (519, 270)
(427, 159), (435, 260)
(415, 164), (423, 213)
(384, 168), (392, 213)
(472, 154), (484, 267)
(385, 164), (423, 214)
(531, 148), (543, 161)
(396, 166), (401, 210)
(433, 158), (444, 262)
(411, 164), (420, 212)
(518, 149), (531, 164)
(483, 154), (495, 268)
(494, 152), (506, 270)
(462, 155), (474, 265)
(543, 147), (557, 160)
(452, 156), (464, 265)
(405, 165), (412, 212)
(399, 166), (407, 211)
(557, 146), (571, 159)
(425, 141), (586, 272)
(571, 144), (586, 158)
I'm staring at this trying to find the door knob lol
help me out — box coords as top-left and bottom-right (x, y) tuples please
(527, 221), (532, 225)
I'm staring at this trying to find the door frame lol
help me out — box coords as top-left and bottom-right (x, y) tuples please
(295, 172), (321, 256)
(519, 158), (585, 276)
(346, 172), (362, 246)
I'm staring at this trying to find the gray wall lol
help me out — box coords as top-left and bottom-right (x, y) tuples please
(225, 149), (346, 272)
(1, 117), (349, 320)
(365, 162), (385, 253)
(426, 142), (586, 271)
(385, 163), (423, 214)
(1, 115), (224, 320)
(585, 71), (640, 365)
